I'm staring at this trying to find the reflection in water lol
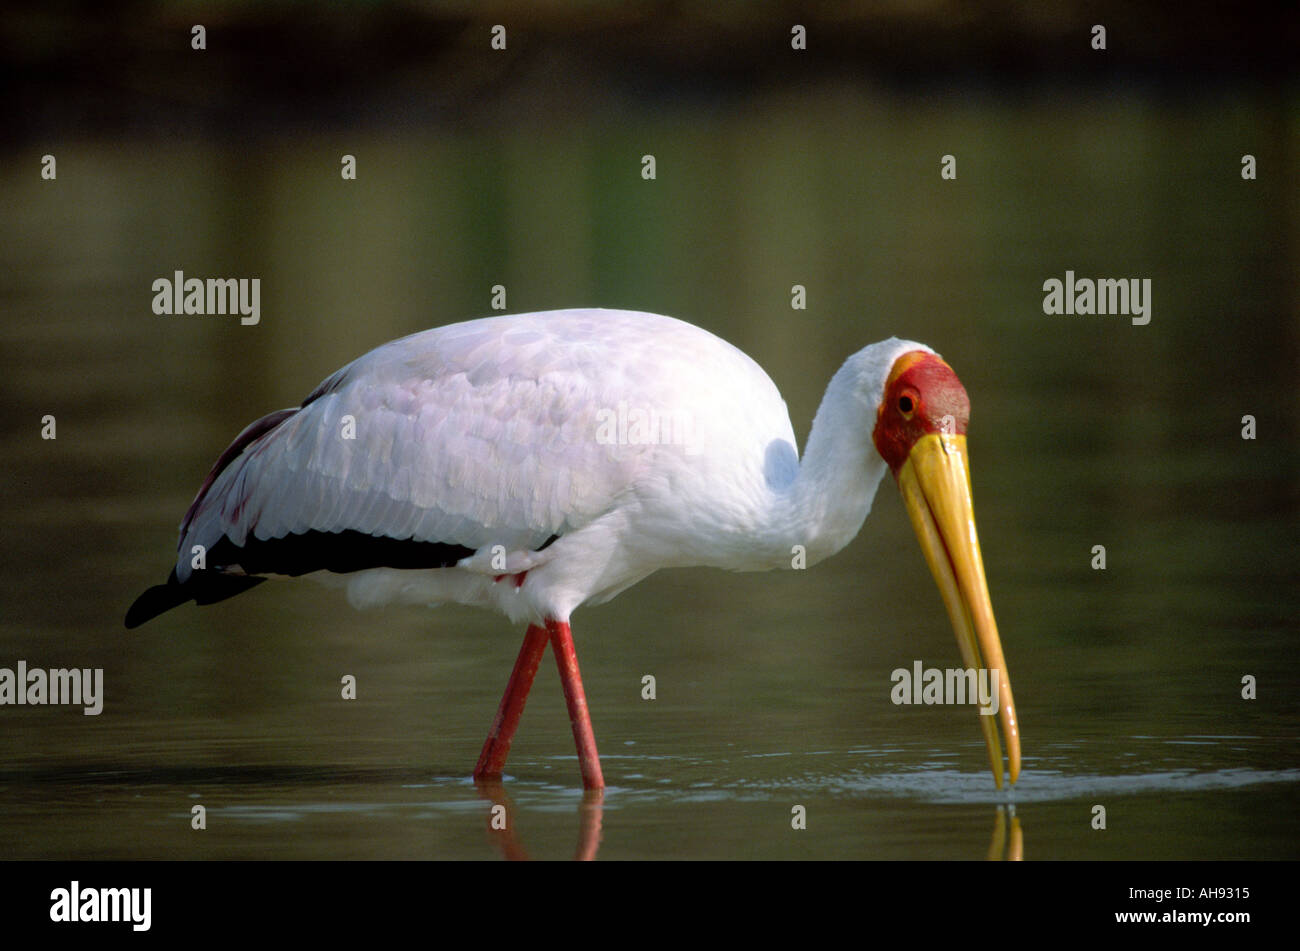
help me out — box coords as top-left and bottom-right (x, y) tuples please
(0, 748), (1293, 858)
(475, 780), (530, 861)
(987, 806), (1024, 861)
(574, 792), (605, 862)
(476, 780), (604, 860)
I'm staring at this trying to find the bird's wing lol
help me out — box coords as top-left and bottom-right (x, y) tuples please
(175, 311), (704, 583)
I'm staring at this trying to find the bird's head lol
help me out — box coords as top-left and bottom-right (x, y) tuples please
(869, 346), (1021, 789)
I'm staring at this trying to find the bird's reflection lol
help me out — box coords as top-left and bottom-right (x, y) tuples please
(987, 804), (1023, 860)
(475, 779), (604, 860)
(474, 781), (1017, 861)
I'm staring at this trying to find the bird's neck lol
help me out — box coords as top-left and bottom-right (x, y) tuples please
(763, 365), (890, 568)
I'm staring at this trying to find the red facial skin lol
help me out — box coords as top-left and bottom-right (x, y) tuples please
(871, 352), (971, 474)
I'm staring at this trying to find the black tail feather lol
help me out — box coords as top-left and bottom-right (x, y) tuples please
(124, 568), (267, 629)
(124, 529), (491, 628)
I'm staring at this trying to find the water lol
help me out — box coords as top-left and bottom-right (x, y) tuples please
(1, 84), (1297, 860)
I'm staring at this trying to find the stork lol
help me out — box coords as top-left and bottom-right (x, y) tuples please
(126, 309), (1021, 791)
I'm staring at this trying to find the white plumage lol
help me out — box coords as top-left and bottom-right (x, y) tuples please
(175, 308), (925, 625)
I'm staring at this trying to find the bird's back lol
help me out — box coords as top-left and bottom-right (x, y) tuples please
(131, 309), (798, 625)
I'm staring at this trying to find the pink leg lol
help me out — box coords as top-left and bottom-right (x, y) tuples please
(547, 619), (605, 790)
(474, 622), (549, 782)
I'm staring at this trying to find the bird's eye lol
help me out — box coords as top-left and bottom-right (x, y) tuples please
(898, 395), (915, 415)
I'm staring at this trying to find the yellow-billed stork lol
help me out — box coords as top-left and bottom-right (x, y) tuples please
(126, 309), (1021, 791)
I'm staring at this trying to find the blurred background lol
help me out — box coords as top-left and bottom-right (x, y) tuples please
(1, 1), (1296, 860)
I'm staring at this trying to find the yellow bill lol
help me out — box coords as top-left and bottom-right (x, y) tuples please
(896, 432), (1020, 788)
